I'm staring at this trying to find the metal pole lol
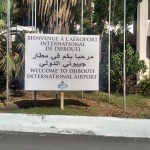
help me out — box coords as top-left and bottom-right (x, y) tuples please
(81, 0), (84, 35)
(31, 0), (36, 101)
(34, 0), (37, 104)
(32, 0), (34, 32)
(123, 0), (126, 109)
(6, 0), (10, 105)
(56, 0), (59, 101)
(81, 0), (84, 100)
(108, 0), (111, 100)
(108, 0), (111, 99)
(56, 0), (59, 33)
(35, 0), (37, 32)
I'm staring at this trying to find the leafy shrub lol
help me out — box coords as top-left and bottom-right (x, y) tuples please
(111, 44), (147, 93)
(126, 75), (141, 94)
(139, 76), (150, 96)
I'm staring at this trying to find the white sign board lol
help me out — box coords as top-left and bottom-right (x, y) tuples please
(25, 34), (99, 91)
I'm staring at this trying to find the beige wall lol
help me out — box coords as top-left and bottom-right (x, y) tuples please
(137, 0), (149, 80)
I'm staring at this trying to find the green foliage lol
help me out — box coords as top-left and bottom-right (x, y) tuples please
(93, 0), (142, 34)
(139, 76), (150, 96)
(13, 30), (26, 81)
(0, 0), (19, 31)
(0, 0), (27, 86)
(111, 44), (147, 93)
(0, 0), (7, 30)
(112, 44), (147, 76)
(83, 1), (95, 34)
(72, 0), (95, 34)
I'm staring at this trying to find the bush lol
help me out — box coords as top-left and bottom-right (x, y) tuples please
(126, 75), (141, 94)
(0, 71), (6, 90)
(111, 44), (147, 93)
(139, 76), (150, 96)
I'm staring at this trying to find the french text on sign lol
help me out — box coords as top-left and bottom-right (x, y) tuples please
(25, 34), (99, 91)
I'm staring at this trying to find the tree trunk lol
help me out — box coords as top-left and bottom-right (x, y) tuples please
(22, 0), (79, 34)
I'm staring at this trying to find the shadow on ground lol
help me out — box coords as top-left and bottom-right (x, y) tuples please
(13, 99), (89, 109)
(10, 91), (26, 97)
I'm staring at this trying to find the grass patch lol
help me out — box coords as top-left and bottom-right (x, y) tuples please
(1, 91), (150, 118)
(83, 91), (149, 108)
(12, 106), (95, 116)
(142, 113), (150, 119)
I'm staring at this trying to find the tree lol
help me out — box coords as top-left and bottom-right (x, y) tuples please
(93, 0), (143, 53)
(0, 0), (24, 89)
(93, 0), (142, 35)
(1, 0), (143, 91)
(21, 0), (81, 34)
(92, 0), (144, 91)
(0, 0), (8, 31)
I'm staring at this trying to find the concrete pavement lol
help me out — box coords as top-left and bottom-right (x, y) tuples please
(0, 113), (150, 138)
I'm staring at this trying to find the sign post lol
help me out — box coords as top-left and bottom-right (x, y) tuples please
(25, 34), (100, 109)
(60, 92), (64, 110)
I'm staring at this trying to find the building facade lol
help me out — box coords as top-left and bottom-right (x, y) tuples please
(137, 0), (150, 80)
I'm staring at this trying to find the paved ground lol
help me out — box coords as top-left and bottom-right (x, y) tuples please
(0, 132), (150, 150)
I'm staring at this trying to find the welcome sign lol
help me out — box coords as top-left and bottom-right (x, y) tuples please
(25, 34), (99, 91)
